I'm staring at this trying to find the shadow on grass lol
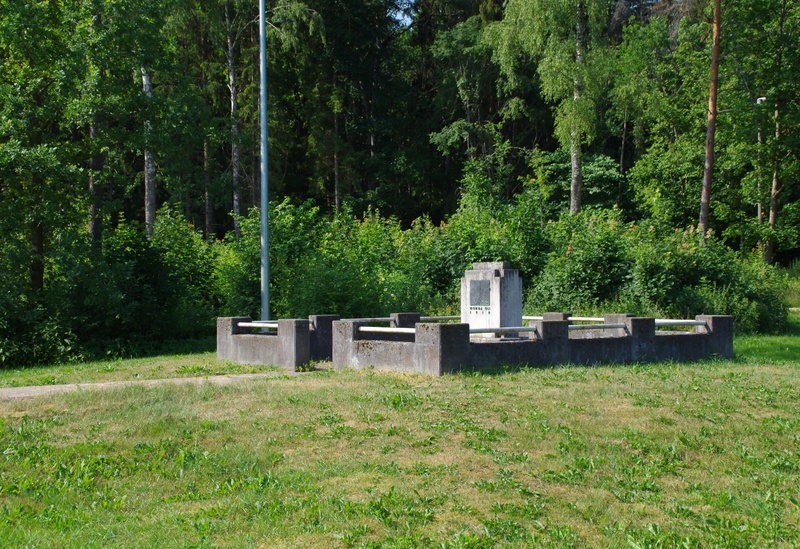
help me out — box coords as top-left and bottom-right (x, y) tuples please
(83, 336), (216, 361)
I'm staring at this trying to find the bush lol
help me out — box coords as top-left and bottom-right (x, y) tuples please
(527, 211), (629, 312)
(526, 215), (788, 333)
(152, 207), (218, 336)
(213, 202), (449, 320)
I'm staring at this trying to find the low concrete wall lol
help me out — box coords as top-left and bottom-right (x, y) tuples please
(332, 315), (734, 376)
(218, 315), (343, 370)
(217, 317), (310, 370)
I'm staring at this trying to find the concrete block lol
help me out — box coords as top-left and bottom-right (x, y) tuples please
(697, 315), (734, 359)
(216, 316), (310, 371)
(605, 313), (635, 338)
(391, 313), (421, 328)
(543, 312), (572, 321)
(309, 314), (340, 360)
(217, 317), (250, 361)
(278, 319), (310, 369)
(332, 320), (360, 371)
(535, 319), (569, 364)
(626, 317), (655, 362)
(415, 323), (470, 375)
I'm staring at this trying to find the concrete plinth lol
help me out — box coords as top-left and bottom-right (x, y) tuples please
(461, 262), (522, 338)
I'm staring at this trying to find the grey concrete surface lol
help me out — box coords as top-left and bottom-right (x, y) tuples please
(332, 314), (734, 376)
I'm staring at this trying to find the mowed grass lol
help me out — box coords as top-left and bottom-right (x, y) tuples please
(1, 317), (799, 548)
(0, 342), (281, 389)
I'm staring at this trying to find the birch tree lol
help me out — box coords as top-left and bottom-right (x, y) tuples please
(489, 0), (611, 213)
(698, 0), (721, 240)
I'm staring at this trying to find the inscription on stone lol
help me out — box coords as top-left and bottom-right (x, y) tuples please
(470, 280), (490, 313)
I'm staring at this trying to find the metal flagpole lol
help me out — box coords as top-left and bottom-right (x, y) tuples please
(259, 0), (270, 321)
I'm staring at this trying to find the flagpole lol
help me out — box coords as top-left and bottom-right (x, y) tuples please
(259, 0), (269, 321)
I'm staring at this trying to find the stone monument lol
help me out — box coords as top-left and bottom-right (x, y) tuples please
(460, 262), (522, 337)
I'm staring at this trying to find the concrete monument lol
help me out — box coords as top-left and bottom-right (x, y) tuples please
(460, 262), (522, 337)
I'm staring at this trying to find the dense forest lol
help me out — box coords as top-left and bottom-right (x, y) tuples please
(1, 0), (798, 367)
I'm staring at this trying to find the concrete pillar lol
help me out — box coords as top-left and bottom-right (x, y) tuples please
(332, 320), (360, 371)
(696, 315), (734, 359)
(217, 317), (251, 360)
(543, 312), (572, 321)
(277, 319), (310, 370)
(605, 313), (635, 337)
(535, 319), (569, 364)
(391, 313), (421, 328)
(309, 314), (340, 360)
(414, 323), (470, 376)
(625, 317), (655, 362)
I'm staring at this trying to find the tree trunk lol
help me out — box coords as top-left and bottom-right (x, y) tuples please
(142, 67), (156, 238)
(570, 0), (587, 214)
(226, 3), (242, 238)
(764, 105), (782, 264)
(763, 0), (787, 264)
(570, 137), (583, 213)
(333, 71), (341, 213)
(88, 121), (103, 242)
(31, 218), (44, 292)
(699, 0), (721, 240)
(204, 139), (214, 240)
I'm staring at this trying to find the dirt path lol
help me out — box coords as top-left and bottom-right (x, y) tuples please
(0, 371), (300, 401)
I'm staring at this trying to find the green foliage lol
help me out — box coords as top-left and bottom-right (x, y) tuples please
(527, 214), (788, 332)
(529, 210), (629, 312)
(621, 225), (788, 333)
(3, 0), (800, 366)
(152, 206), (219, 335)
(213, 200), (449, 320)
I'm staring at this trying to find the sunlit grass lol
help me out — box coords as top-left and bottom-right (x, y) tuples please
(0, 351), (281, 389)
(735, 309), (800, 364)
(2, 341), (799, 547)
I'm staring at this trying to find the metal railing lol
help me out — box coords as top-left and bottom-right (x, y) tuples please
(523, 316), (606, 323)
(358, 326), (416, 335)
(237, 316), (708, 334)
(654, 319), (707, 327)
(237, 321), (278, 329)
(523, 316), (709, 330)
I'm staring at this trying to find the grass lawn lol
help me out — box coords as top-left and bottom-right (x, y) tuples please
(0, 338), (281, 389)
(1, 315), (798, 547)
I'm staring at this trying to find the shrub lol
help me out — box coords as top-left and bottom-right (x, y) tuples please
(527, 211), (629, 312)
(213, 202), (448, 320)
(620, 225), (787, 332)
(152, 207), (218, 336)
(526, 215), (787, 333)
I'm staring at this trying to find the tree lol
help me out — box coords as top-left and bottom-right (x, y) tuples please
(0, 0), (83, 291)
(489, 0), (612, 213)
(699, 0), (721, 240)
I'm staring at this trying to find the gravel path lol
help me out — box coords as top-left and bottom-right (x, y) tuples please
(0, 372), (298, 401)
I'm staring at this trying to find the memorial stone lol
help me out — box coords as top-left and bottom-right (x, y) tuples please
(460, 262), (523, 337)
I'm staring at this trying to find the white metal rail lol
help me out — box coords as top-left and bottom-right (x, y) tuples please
(567, 323), (626, 331)
(237, 321), (278, 329)
(238, 317), (707, 333)
(655, 319), (707, 328)
(359, 326), (416, 335)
